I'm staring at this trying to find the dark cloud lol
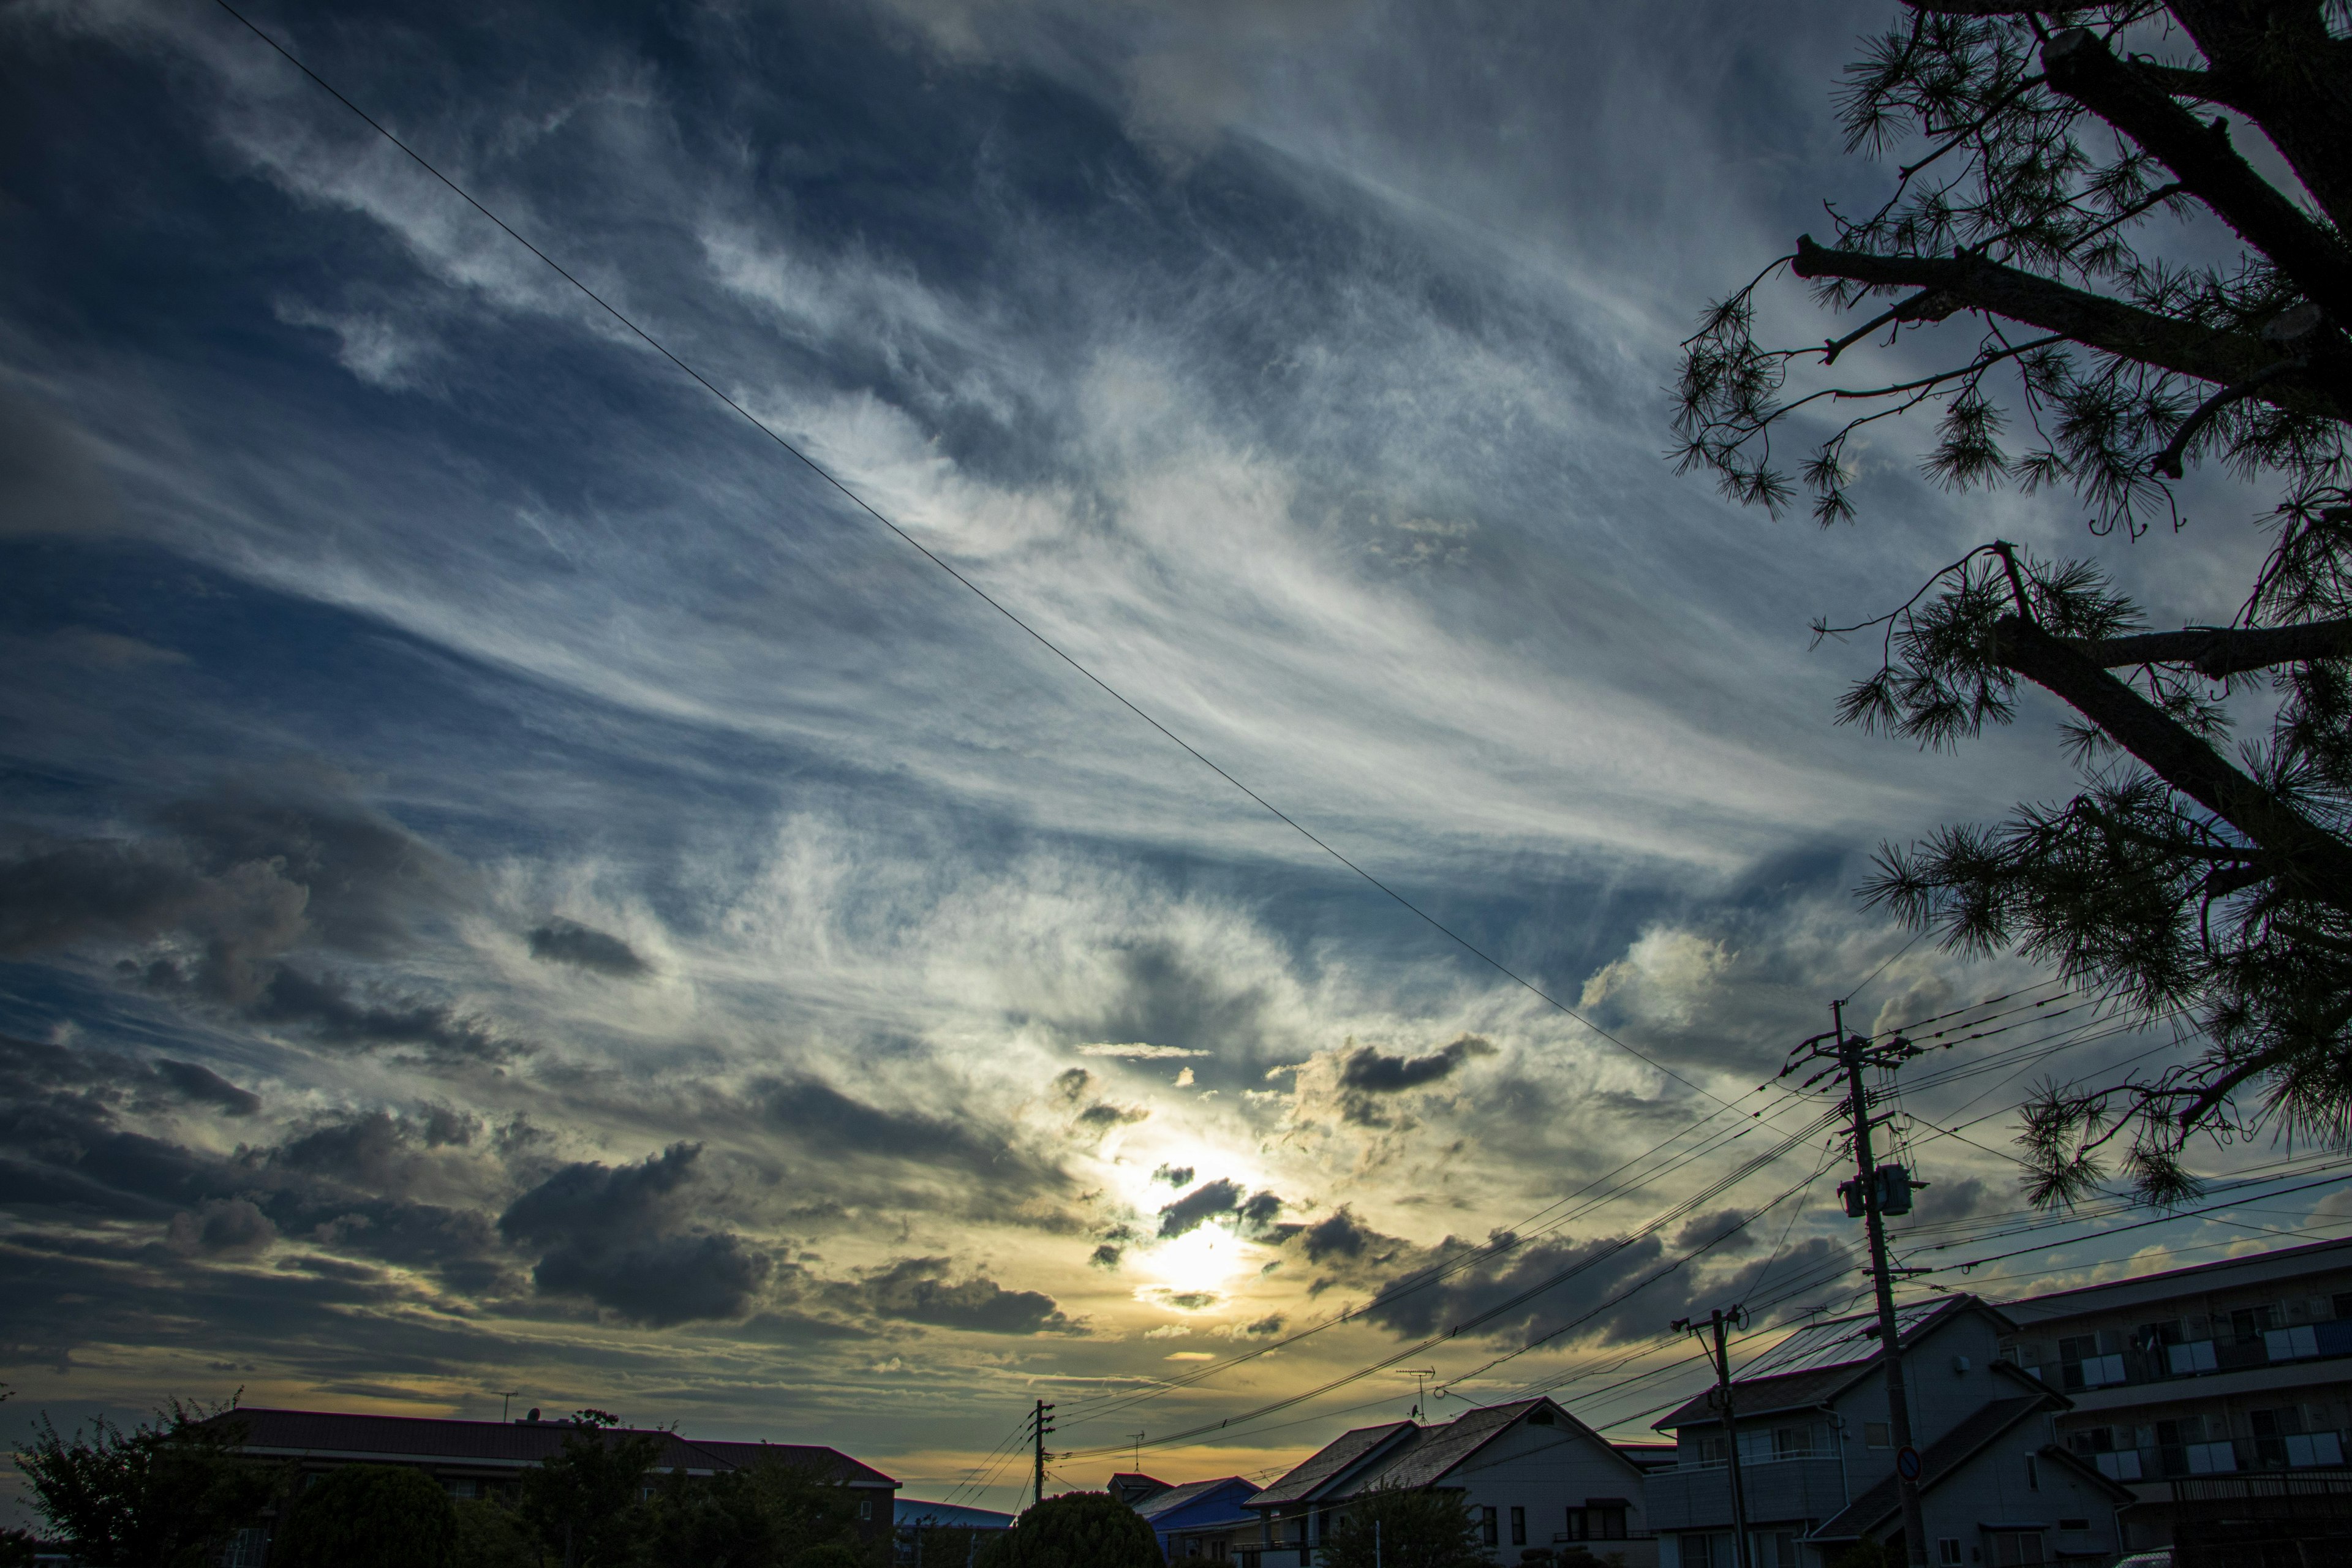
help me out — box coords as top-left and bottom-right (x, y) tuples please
(238, 966), (511, 1061)
(1298, 1207), (1385, 1264)
(1335, 1035), (1496, 1126)
(1090, 1243), (1123, 1267)
(1153, 1164), (1195, 1186)
(168, 1197), (275, 1256)
(834, 1256), (1075, 1335)
(1078, 1101), (1149, 1126)
(1233, 1313), (1286, 1337)
(150, 1058), (262, 1117)
(1670, 1207), (1757, 1255)
(526, 918), (650, 977)
(499, 1143), (769, 1325)
(1156, 1178), (1284, 1240)
(749, 1076), (1057, 1186)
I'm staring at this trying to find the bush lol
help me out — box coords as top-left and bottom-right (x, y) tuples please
(272, 1463), (458, 1568)
(989, 1493), (1159, 1568)
(453, 1497), (540, 1568)
(1318, 1487), (1487, 1568)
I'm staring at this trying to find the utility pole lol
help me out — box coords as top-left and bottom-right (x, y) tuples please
(1675, 1307), (1752, 1568)
(1027, 1398), (1055, 1512)
(1787, 1000), (1931, 1568)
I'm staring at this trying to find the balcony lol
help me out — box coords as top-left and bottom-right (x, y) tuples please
(2026, 1315), (2352, 1392)
(2088, 1432), (2346, 1483)
(1645, 1455), (1849, 1531)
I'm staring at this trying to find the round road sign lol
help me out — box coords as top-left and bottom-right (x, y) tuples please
(1896, 1446), (1923, 1481)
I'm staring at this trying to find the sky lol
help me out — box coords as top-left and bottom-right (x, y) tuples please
(1, 0), (2335, 1523)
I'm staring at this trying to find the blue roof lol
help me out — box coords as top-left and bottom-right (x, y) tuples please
(896, 1499), (1015, 1531)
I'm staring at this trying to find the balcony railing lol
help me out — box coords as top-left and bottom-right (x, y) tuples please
(2027, 1316), (2352, 1392)
(2087, 1431), (2347, 1482)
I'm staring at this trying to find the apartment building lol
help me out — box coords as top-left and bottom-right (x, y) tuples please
(1997, 1235), (2352, 1558)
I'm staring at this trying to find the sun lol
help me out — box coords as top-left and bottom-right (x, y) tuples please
(1137, 1224), (1261, 1299)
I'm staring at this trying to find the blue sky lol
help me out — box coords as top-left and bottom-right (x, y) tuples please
(0, 0), (2321, 1518)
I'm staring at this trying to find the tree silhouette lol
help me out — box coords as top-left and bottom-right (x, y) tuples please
(1675, 1), (2352, 1205)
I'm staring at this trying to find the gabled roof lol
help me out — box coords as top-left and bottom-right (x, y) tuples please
(1654, 1297), (2010, 1430)
(1134, 1476), (1259, 1523)
(1256, 1397), (1643, 1510)
(1811, 1395), (2060, 1541)
(1251, 1422), (1416, 1506)
(204, 1408), (896, 1488)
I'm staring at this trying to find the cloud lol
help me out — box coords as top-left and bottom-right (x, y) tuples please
(1580, 929), (1734, 1028)
(1078, 1044), (1212, 1058)
(1156, 1177), (1283, 1239)
(526, 918), (651, 977)
(835, 1256), (1076, 1335)
(1670, 1208), (1757, 1256)
(1322, 1034), (1498, 1125)
(499, 1143), (770, 1325)
(168, 1197), (276, 1257)
(0, 383), (118, 536)
(148, 1059), (262, 1117)
(1152, 1164), (1195, 1186)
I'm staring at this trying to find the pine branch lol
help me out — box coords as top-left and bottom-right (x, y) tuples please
(1993, 613), (2352, 911)
(2039, 28), (2352, 323)
(2069, 619), (2352, 676)
(1791, 237), (2352, 425)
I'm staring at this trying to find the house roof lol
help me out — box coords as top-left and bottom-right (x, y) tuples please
(1250, 1422), (1416, 1506)
(1811, 1395), (2058, 1540)
(203, 1408), (895, 1488)
(1654, 1297), (2009, 1430)
(1134, 1477), (1259, 1523)
(897, 1499), (1014, 1531)
(1256, 1397), (1642, 1510)
(2000, 1234), (2352, 1327)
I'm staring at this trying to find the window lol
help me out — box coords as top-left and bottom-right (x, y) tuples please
(1565, 1506), (1626, 1542)
(1679, 1534), (1721, 1568)
(2137, 1319), (2184, 1350)
(1937, 1541), (1962, 1566)
(1480, 1507), (1498, 1548)
(1865, 1422), (1892, 1449)
(2024, 1453), (2040, 1491)
(1988, 1532), (2046, 1567)
(858, 1499), (873, 1521)
(1510, 1507), (1526, 1546)
(2067, 1427), (2114, 1455)
(1697, 1435), (1729, 1464)
(221, 1528), (271, 1568)
(2231, 1305), (2281, 1343)
(2334, 1292), (2352, 1322)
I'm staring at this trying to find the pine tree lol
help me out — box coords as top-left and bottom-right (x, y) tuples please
(1673, 2), (2352, 1204)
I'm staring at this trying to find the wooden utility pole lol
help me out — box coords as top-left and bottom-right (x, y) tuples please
(1027, 1399), (1055, 1511)
(1789, 1000), (1931, 1567)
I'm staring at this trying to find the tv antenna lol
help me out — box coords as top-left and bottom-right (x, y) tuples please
(1393, 1367), (1436, 1420)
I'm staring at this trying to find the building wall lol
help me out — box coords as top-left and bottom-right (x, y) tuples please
(1447, 1419), (1657, 1568)
(1998, 1249), (2352, 1551)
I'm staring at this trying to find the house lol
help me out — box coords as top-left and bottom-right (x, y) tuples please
(1244, 1395), (1657, 1567)
(1646, 1296), (2132, 1568)
(198, 1406), (897, 1564)
(1132, 1476), (1262, 1562)
(1995, 1234), (2352, 1559)
(895, 1498), (1014, 1567)
(1113, 1471), (1178, 1505)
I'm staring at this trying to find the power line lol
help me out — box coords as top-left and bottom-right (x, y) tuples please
(208, 0), (1746, 1116)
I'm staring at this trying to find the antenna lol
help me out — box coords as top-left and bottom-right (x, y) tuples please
(1393, 1367), (1436, 1420)
(500, 1391), (520, 1423)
